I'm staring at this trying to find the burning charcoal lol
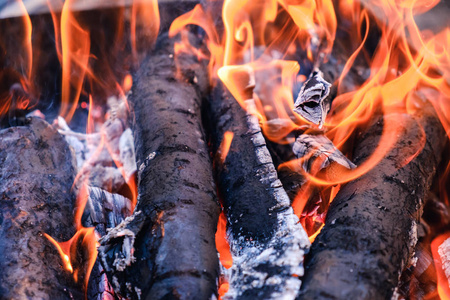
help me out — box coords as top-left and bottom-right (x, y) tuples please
(293, 71), (332, 128)
(299, 102), (446, 300)
(292, 134), (356, 173)
(0, 117), (81, 299)
(210, 66), (309, 299)
(98, 32), (220, 300)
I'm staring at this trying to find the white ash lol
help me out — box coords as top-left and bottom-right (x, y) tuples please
(84, 186), (132, 229)
(390, 287), (400, 300)
(119, 128), (137, 182)
(408, 220), (418, 263)
(224, 207), (309, 300)
(54, 97), (137, 192)
(98, 211), (141, 275)
(138, 151), (156, 178)
(54, 116), (96, 170)
(223, 97), (310, 300)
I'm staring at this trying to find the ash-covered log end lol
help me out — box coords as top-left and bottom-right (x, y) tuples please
(0, 117), (80, 299)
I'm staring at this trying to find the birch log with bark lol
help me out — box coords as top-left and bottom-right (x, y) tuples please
(0, 117), (80, 299)
(298, 101), (446, 300)
(98, 32), (220, 300)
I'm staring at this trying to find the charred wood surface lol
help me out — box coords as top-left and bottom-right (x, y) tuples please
(98, 32), (220, 300)
(0, 117), (80, 299)
(208, 82), (309, 299)
(298, 103), (446, 300)
(83, 187), (132, 300)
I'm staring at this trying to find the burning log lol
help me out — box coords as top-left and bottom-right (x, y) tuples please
(98, 32), (221, 300)
(209, 66), (309, 299)
(299, 102), (447, 299)
(0, 117), (80, 299)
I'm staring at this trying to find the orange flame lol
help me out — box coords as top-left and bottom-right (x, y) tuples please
(172, 0), (450, 250)
(16, 0), (33, 81)
(218, 131), (235, 163)
(216, 212), (233, 269)
(0, 1), (34, 120)
(44, 184), (98, 295)
(59, 0), (91, 122)
(130, 0), (160, 64)
(431, 232), (450, 300)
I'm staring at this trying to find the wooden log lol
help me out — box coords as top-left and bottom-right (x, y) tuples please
(298, 102), (447, 300)
(208, 67), (309, 299)
(98, 32), (220, 300)
(0, 117), (80, 299)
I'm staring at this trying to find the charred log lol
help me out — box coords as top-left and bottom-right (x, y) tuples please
(0, 117), (80, 299)
(298, 102), (447, 300)
(98, 32), (220, 300)
(83, 187), (132, 300)
(208, 67), (309, 299)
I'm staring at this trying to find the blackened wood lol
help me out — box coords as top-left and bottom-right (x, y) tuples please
(209, 85), (280, 242)
(83, 187), (131, 300)
(208, 80), (309, 299)
(98, 32), (220, 300)
(298, 103), (446, 300)
(0, 117), (80, 299)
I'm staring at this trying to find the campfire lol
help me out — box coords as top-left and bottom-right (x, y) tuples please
(1, 0), (449, 299)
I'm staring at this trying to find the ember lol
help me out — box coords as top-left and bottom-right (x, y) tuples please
(0, 0), (449, 299)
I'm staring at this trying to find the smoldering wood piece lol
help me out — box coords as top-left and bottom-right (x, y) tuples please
(83, 187), (132, 300)
(98, 32), (220, 300)
(83, 186), (132, 234)
(266, 132), (355, 204)
(292, 134), (356, 173)
(298, 103), (447, 300)
(293, 71), (332, 128)
(208, 70), (309, 298)
(0, 117), (81, 299)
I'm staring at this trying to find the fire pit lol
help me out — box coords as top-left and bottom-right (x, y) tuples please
(0, 0), (449, 299)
